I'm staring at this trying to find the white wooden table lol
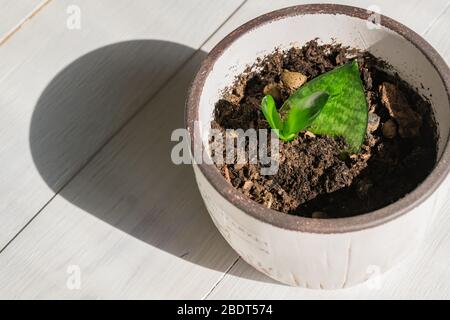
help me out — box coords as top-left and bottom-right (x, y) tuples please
(0, 0), (448, 299)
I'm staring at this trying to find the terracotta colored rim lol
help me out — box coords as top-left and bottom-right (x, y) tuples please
(185, 4), (450, 234)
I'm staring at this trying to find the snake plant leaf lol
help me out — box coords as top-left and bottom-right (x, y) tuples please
(261, 95), (284, 138)
(280, 60), (368, 152)
(282, 91), (329, 140)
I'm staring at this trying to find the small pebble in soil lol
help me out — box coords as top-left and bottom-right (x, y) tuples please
(280, 69), (307, 90)
(380, 82), (422, 138)
(304, 131), (316, 138)
(367, 112), (380, 132)
(382, 119), (398, 138)
(263, 83), (282, 101)
(242, 180), (253, 193)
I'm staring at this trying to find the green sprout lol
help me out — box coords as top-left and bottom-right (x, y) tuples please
(261, 60), (368, 152)
(261, 92), (329, 141)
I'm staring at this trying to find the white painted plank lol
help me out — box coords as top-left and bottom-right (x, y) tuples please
(423, 3), (450, 63)
(0, 0), (448, 299)
(203, 0), (450, 299)
(0, 52), (239, 299)
(0, 0), (244, 248)
(0, 0), (45, 41)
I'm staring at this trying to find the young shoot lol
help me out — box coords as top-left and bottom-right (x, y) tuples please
(261, 60), (368, 152)
(261, 92), (329, 141)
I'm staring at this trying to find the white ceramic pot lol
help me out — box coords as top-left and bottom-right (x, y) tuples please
(186, 4), (450, 289)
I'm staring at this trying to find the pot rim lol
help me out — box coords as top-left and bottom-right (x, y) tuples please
(185, 3), (450, 234)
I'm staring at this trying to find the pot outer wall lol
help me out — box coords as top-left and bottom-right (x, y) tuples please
(194, 164), (449, 288)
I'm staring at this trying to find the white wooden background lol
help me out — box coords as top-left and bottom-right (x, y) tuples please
(0, 0), (448, 299)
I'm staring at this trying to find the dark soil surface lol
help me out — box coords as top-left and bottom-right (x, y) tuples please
(211, 40), (437, 218)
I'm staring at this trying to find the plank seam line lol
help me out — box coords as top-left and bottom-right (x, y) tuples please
(422, 0), (450, 36)
(0, 193), (57, 255)
(202, 257), (240, 300)
(0, 0), (53, 47)
(0, 0), (248, 254)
